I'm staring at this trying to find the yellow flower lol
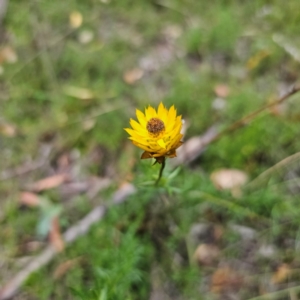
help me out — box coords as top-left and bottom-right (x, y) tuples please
(124, 102), (183, 163)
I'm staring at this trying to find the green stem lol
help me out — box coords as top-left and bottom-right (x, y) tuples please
(155, 157), (166, 186)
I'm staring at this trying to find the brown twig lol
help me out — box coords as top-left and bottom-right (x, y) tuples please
(210, 84), (300, 144)
(0, 183), (136, 300)
(173, 84), (300, 167)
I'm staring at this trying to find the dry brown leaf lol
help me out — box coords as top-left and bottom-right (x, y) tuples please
(53, 258), (81, 279)
(193, 244), (220, 266)
(20, 192), (40, 207)
(271, 264), (291, 284)
(63, 86), (94, 100)
(123, 68), (144, 84)
(49, 217), (64, 252)
(69, 11), (83, 28)
(29, 174), (69, 192)
(210, 169), (248, 190)
(0, 46), (18, 64)
(0, 122), (17, 137)
(214, 84), (230, 98)
(211, 267), (243, 294)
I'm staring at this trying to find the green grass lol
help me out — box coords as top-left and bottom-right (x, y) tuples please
(1, 0), (300, 299)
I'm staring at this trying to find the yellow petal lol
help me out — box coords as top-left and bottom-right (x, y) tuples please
(147, 143), (161, 151)
(125, 103), (184, 159)
(145, 106), (157, 120)
(175, 115), (182, 126)
(169, 134), (183, 149)
(129, 136), (150, 146)
(157, 139), (166, 149)
(167, 105), (176, 122)
(136, 109), (147, 127)
(132, 140), (153, 152)
(166, 111), (180, 132)
(130, 118), (147, 134)
(158, 102), (168, 123)
(124, 127), (136, 136)
(170, 122), (182, 138)
(166, 120), (175, 132)
(124, 128), (145, 139)
(167, 116), (182, 135)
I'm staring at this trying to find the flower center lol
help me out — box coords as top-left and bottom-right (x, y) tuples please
(146, 118), (165, 136)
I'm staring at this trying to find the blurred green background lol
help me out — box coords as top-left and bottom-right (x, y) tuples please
(1, 0), (300, 299)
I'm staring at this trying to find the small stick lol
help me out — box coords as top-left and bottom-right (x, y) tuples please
(173, 84), (300, 167)
(210, 84), (300, 144)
